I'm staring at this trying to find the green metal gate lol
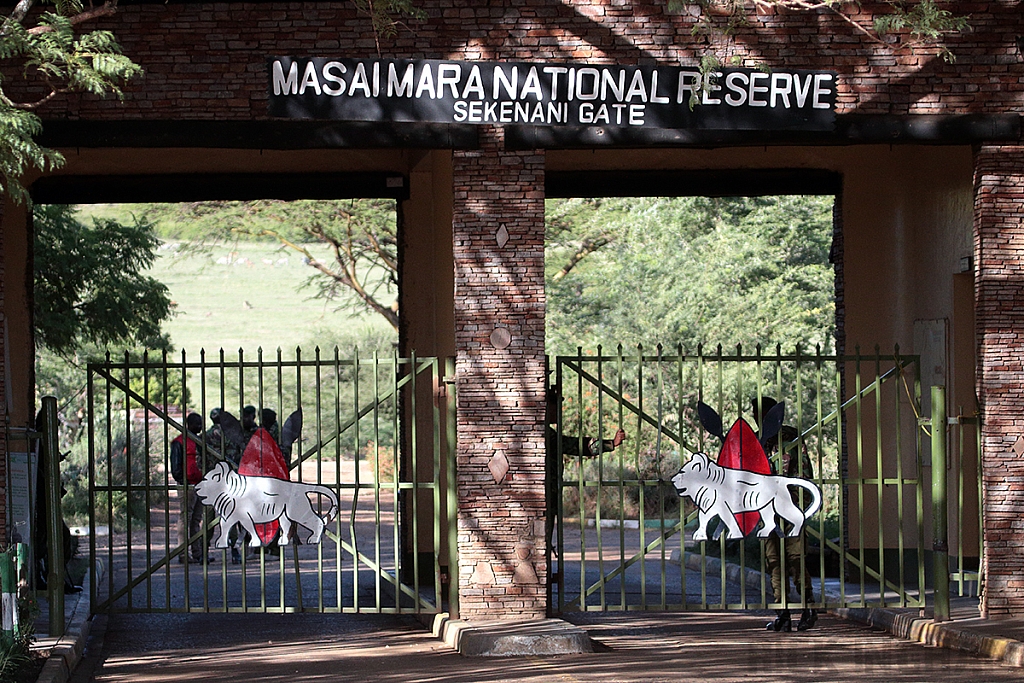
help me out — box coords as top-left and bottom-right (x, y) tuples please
(548, 345), (981, 614)
(87, 349), (457, 614)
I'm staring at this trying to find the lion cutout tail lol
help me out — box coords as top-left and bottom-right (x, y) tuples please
(789, 477), (822, 523)
(304, 483), (339, 527)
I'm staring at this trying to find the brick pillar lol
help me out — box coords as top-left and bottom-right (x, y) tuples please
(974, 145), (1024, 617)
(452, 126), (546, 620)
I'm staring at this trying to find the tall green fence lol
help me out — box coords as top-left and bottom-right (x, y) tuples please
(549, 345), (980, 614)
(86, 348), (455, 615)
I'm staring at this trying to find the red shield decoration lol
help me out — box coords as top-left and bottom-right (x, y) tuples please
(237, 427), (290, 545)
(714, 418), (772, 536)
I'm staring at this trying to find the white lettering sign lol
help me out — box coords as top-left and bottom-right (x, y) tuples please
(268, 57), (837, 131)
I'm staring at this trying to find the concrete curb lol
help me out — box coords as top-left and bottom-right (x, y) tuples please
(429, 613), (593, 656)
(677, 551), (1024, 668)
(34, 558), (102, 683)
(834, 606), (1024, 668)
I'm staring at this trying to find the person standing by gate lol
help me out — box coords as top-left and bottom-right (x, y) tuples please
(546, 387), (626, 459)
(171, 412), (211, 564)
(545, 387), (626, 554)
(760, 413), (818, 632)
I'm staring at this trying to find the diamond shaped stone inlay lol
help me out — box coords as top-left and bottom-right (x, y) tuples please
(488, 449), (510, 483)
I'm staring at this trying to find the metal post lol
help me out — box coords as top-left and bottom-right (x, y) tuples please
(41, 395), (65, 637)
(444, 357), (459, 620)
(1, 548), (16, 646)
(15, 543), (27, 588)
(931, 385), (950, 622)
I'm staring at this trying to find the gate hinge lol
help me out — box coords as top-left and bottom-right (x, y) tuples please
(435, 375), (456, 400)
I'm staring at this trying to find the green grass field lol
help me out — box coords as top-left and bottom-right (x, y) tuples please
(76, 204), (397, 356)
(154, 242), (396, 356)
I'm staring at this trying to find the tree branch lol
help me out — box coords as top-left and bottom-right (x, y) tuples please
(246, 224), (400, 332)
(6, 0), (37, 27)
(552, 235), (612, 282)
(27, 1), (118, 34)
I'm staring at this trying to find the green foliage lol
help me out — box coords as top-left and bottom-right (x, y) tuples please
(873, 0), (969, 62)
(37, 342), (188, 528)
(545, 195), (836, 355)
(674, 1), (969, 90)
(0, 105), (60, 203)
(7, 14), (140, 98)
(0, 633), (32, 682)
(350, 0), (426, 49)
(63, 422), (167, 529)
(34, 205), (173, 355)
(0, 7), (141, 201)
(0, 570), (38, 683)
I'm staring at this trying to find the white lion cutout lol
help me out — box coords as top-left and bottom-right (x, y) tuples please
(195, 461), (339, 547)
(671, 452), (821, 541)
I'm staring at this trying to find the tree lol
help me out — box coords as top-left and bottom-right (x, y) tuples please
(0, 0), (141, 202)
(545, 195), (836, 354)
(131, 199), (401, 332)
(678, 0), (969, 77)
(34, 204), (173, 354)
(546, 198), (632, 282)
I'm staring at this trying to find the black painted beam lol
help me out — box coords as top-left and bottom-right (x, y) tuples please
(506, 114), (1021, 150)
(546, 169), (842, 198)
(30, 171), (409, 204)
(37, 120), (479, 150)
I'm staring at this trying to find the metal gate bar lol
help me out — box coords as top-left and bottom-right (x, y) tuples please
(87, 348), (452, 615)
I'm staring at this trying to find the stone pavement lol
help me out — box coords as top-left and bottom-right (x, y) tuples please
(27, 563), (1024, 683)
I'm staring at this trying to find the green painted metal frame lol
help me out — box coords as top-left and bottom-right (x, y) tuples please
(949, 412), (983, 599)
(549, 345), (945, 613)
(86, 349), (455, 615)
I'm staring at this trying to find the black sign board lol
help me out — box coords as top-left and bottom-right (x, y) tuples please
(268, 57), (836, 131)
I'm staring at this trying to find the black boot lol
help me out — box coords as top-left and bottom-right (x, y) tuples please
(766, 609), (792, 632)
(797, 608), (818, 631)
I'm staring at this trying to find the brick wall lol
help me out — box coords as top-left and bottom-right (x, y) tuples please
(452, 126), (547, 619)
(974, 145), (1024, 617)
(5, 2), (1021, 120)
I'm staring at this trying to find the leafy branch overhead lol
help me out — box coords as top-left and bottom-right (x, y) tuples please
(350, 0), (426, 56)
(675, 1), (969, 65)
(0, 0), (141, 201)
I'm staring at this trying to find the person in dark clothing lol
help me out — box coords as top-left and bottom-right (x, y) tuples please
(204, 407), (246, 563)
(261, 408), (280, 445)
(754, 398), (818, 632)
(241, 405), (259, 444)
(545, 388), (626, 554)
(205, 407), (242, 467)
(545, 388), (625, 458)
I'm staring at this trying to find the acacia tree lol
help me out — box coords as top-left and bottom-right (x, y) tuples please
(246, 199), (401, 331)
(137, 199), (401, 332)
(545, 195), (837, 354)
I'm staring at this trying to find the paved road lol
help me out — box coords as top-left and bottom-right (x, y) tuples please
(71, 610), (1022, 683)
